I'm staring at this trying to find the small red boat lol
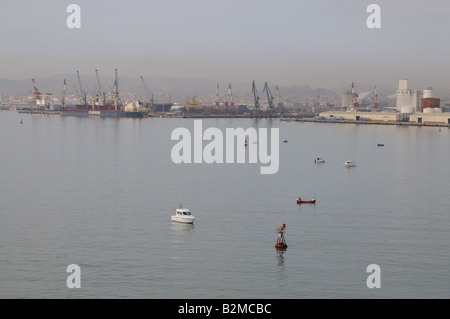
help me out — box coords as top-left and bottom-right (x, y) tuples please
(297, 198), (316, 204)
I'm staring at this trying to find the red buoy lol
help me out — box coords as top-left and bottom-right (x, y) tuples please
(275, 224), (287, 248)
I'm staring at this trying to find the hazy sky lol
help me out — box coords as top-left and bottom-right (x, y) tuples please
(1, 0), (450, 89)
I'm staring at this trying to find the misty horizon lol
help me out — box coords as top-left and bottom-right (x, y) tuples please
(1, 0), (450, 94)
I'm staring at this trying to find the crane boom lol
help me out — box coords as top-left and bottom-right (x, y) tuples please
(61, 79), (66, 107)
(76, 70), (84, 95)
(31, 79), (42, 100)
(109, 85), (118, 111)
(73, 85), (82, 104)
(252, 80), (260, 112)
(114, 69), (119, 101)
(95, 85), (104, 106)
(86, 86), (95, 109)
(140, 76), (153, 105)
(95, 69), (103, 95)
(263, 81), (274, 112)
(276, 85), (282, 108)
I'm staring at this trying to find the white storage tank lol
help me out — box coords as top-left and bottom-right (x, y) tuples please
(401, 106), (415, 114)
(423, 87), (434, 99)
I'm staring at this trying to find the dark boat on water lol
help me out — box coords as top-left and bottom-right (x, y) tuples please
(296, 197), (316, 204)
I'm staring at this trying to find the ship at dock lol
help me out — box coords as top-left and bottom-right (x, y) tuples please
(61, 102), (147, 118)
(60, 69), (147, 118)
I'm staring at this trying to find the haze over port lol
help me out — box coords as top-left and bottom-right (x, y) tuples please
(1, 0), (450, 93)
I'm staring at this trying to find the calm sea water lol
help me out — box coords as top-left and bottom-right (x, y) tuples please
(0, 111), (449, 299)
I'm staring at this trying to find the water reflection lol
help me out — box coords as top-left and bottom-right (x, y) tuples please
(275, 247), (287, 266)
(171, 222), (195, 244)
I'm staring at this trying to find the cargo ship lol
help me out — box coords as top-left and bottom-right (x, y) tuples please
(61, 102), (146, 118)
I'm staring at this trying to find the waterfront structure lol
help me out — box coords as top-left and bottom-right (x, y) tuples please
(421, 87), (441, 113)
(396, 79), (419, 113)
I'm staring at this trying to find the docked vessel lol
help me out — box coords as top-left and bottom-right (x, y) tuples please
(61, 69), (146, 118)
(61, 102), (146, 118)
(344, 160), (357, 167)
(171, 204), (195, 224)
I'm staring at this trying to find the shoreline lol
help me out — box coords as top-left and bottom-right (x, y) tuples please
(280, 117), (450, 127)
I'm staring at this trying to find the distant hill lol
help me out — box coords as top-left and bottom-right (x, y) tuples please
(1, 75), (338, 97)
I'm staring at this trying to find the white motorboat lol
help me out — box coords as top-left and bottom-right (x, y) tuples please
(314, 157), (325, 164)
(344, 160), (357, 167)
(171, 205), (195, 224)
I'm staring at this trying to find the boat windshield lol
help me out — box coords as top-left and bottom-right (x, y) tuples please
(183, 211), (191, 215)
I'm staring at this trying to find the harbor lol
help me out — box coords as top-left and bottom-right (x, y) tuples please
(1, 111), (449, 299)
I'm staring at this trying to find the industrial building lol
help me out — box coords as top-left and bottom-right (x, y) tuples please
(318, 111), (407, 122)
(409, 113), (450, 124)
(396, 79), (420, 113)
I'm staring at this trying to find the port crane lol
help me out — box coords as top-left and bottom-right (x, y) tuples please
(226, 84), (234, 112)
(351, 82), (359, 108)
(276, 85), (283, 111)
(73, 85), (82, 104)
(95, 69), (106, 105)
(373, 85), (379, 110)
(31, 79), (42, 101)
(109, 85), (118, 111)
(61, 79), (66, 108)
(140, 75), (153, 106)
(215, 83), (220, 107)
(114, 69), (120, 101)
(263, 81), (275, 112)
(95, 85), (104, 106)
(86, 86), (96, 108)
(252, 80), (260, 113)
(76, 70), (87, 104)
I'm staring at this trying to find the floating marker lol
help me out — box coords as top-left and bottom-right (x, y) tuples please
(275, 224), (287, 249)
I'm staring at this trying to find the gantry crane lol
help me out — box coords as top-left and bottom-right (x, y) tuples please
(252, 80), (260, 113)
(263, 81), (275, 112)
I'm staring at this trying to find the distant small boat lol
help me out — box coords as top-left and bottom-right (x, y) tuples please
(297, 197), (316, 204)
(377, 143), (384, 147)
(344, 160), (357, 167)
(314, 157), (325, 164)
(171, 204), (195, 224)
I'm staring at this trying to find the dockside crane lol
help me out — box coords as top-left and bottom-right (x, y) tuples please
(61, 79), (66, 108)
(95, 85), (104, 106)
(109, 85), (118, 111)
(351, 82), (359, 108)
(226, 84), (235, 112)
(252, 80), (260, 113)
(276, 85), (283, 110)
(373, 85), (379, 110)
(76, 70), (86, 105)
(86, 86), (95, 108)
(140, 75), (153, 106)
(215, 83), (220, 107)
(31, 79), (42, 101)
(314, 88), (321, 107)
(73, 85), (82, 104)
(263, 81), (275, 112)
(95, 69), (106, 105)
(114, 69), (120, 101)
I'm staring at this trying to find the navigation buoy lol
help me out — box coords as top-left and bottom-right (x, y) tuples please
(244, 138), (248, 147)
(275, 224), (287, 249)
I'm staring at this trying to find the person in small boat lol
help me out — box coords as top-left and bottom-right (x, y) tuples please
(298, 197), (301, 201)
